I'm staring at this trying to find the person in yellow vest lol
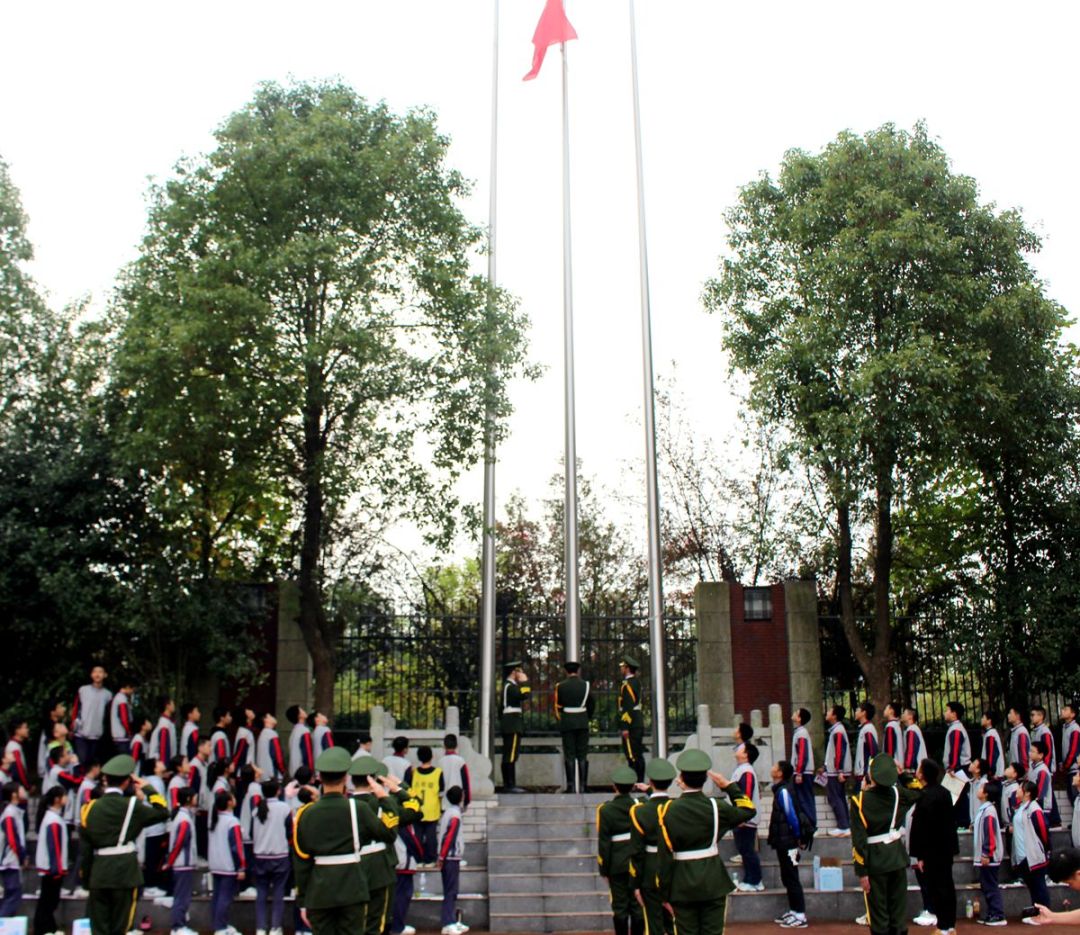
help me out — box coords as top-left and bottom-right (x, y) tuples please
(409, 746), (444, 865)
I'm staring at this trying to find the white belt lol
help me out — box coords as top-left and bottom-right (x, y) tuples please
(503, 707), (522, 714)
(360, 842), (387, 855)
(611, 833), (632, 842)
(563, 707), (587, 714)
(673, 844), (719, 861)
(95, 843), (137, 856)
(645, 845), (658, 854)
(314, 853), (362, 866)
(866, 830), (904, 845)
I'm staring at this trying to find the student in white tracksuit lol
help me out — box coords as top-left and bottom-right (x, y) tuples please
(252, 780), (292, 935)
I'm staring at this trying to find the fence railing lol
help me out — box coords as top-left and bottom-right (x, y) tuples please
(333, 605), (698, 733)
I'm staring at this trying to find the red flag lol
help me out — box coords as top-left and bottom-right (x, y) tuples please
(523, 0), (577, 81)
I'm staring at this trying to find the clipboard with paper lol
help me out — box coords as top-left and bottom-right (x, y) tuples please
(942, 771), (969, 804)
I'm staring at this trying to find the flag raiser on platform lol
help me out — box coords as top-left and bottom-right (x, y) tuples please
(523, 0), (577, 81)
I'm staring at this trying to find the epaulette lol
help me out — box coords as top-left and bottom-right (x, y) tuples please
(292, 801), (314, 859)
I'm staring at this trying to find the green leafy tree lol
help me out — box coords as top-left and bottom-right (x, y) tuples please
(112, 81), (531, 713)
(705, 123), (1073, 710)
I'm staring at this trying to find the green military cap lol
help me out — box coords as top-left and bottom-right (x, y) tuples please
(646, 758), (677, 781)
(315, 747), (352, 774)
(374, 761), (389, 778)
(102, 754), (136, 778)
(676, 748), (712, 772)
(869, 753), (898, 787)
(619, 655), (640, 669)
(349, 755), (382, 777)
(612, 766), (638, 784)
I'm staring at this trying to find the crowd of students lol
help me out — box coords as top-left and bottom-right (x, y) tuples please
(0, 667), (474, 935)
(722, 699), (1080, 931)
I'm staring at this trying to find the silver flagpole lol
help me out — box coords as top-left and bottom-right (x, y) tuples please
(560, 37), (581, 666)
(478, 0), (500, 765)
(628, 0), (668, 758)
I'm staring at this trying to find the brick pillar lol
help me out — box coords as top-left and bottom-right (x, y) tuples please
(784, 579), (824, 748)
(693, 583), (735, 728)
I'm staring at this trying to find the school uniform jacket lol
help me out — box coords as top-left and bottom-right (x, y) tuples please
(972, 800), (1003, 866)
(3, 739), (29, 789)
(1011, 800), (1050, 870)
(903, 724), (926, 772)
(256, 728), (287, 780)
(109, 691), (133, 744)
(438, 752), (471, 809)
(165, 809), (196, 871)
(288, 724), (314, 778)
(1001, 780), (1020, 829)
(0, 802), (27, 869)
(231, 726), (255, 771)
(438, 804), (464, 862)
(1062, 720), (1080, 777)
(982, 728), (1005, 778)
(36, 809), (68, 877)
(824, 722), (851, 776)
(72, 684), (112, 741)
(312, 725), (335, 753)
(209, 812), (246, 876)
(791, 725), (815, 775)
(883, 719), (904, 764)
(210, 728), (231, 766)
(854, 722), (879, 778)
(1032, 724), (1056, 773)
(1029, 761), (1054, 814)
(1009, 724), (1031, 774)
(656, 786), (756, 902)
(731, 762), (761, 827)
(944, 720), (971, 773)
(149, 716), (177, 764)
(253, 798), (293, 860)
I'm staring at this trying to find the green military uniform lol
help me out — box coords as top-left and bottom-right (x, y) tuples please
(554, 664), (594, 793)
(293, 748), (399, 935)
(618, 656), (646, 783)
(599, 766), (645, 935)
(350, 756), (403, 935)
(80, 755), (170, 935)
(629, 759), (677, 935)
(850, 754), (922, 935)
(656, 749), (756, 935)
(499, 660), (530, 792)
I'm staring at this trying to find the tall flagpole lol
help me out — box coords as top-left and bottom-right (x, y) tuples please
(628, 0), (668, 758)
(560, 36), (581, 665)
(478, 0), (500, 765)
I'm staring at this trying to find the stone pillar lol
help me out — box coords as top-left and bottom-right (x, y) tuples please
(784, 580), (824, 748)
(694, 583), (735, 729)
(274, 580), (312, 724)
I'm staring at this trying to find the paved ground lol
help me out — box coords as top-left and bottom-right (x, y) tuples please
(499, 926), (1062, 935)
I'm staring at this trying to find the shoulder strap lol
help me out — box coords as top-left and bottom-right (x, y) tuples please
(118, 795), (138, 846)
(582, 680), (590, 706)
(349, 797), (361, 857)
(710, 795), (719, 845)
(890, 786), (900, 831)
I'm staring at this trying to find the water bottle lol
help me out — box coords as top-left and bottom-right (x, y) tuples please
(974, 900), (981, 917)
(965, 899), (974, 919)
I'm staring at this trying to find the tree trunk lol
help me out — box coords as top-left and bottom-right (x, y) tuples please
(870, 460), (895, 713)
(836, 501), (873, 678)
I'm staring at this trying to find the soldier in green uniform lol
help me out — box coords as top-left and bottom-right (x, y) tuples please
(618, 655), (646, 783)
(598, 766), (645, 935)
(350, 755), (405, 935)
(850, 753), (922, 935)
(292, 747), (399, 935)
(656, 748), (756, 935)
(629, 758), (677, 935)
(499, 660), (530, 793)
(554, 661), (594, 793)
(79, 754), (170, 935)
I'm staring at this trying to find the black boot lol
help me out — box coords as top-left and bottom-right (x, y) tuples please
(580, 760), (589, 792)
(630, 914), (645, 935)
(506, 762), (525, 793)
(501, 761), (511, 791)
(633, 756), (645, 784)
(613, 915), (628, 935)
(565, 761), (577, 794)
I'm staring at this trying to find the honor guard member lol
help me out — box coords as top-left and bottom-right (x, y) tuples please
(656, 749), (756, 935)
(629, 758), (677, 935)
(554, 662), (594, 794)
(349, 756), (403, 935)
(292, 747), (398, 935)
(850, 754), (922, 935)
(618, 656), (646, 784)
(598, 766), (645, 935)
(499, 661), (530, 793)
(79, 754), (170, 935)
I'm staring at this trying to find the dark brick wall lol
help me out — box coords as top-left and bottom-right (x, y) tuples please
(730, 583), (791, 726)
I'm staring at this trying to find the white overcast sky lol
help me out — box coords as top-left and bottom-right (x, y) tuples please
(2, 1), (1078, 565)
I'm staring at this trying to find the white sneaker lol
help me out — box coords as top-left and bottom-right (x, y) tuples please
(397, 927), (417, 935)
(775, 911), (795, 924)
(173, 929), (197, 935)
(67, 886), (91, 899)
(729, 854), (743, 864)
(143, 887), (166, 898)
(855, 914), (869, 926)
(225, 927), (242, 935)
(913, 911), (937, 927)
(256, 930), (268, 935)
(827, 828), (850, 837)
(270, 929), (284, 935)
(1022, 919), (1040, 926)
(737, 882), (756, 892)
(154, 896), (174, 908)
(441, 928), (460, 935)
(238, 886), (257, 900)
(455, 924), (470, 933)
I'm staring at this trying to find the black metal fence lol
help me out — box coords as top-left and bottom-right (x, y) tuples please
(333, 604), (698, 734)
